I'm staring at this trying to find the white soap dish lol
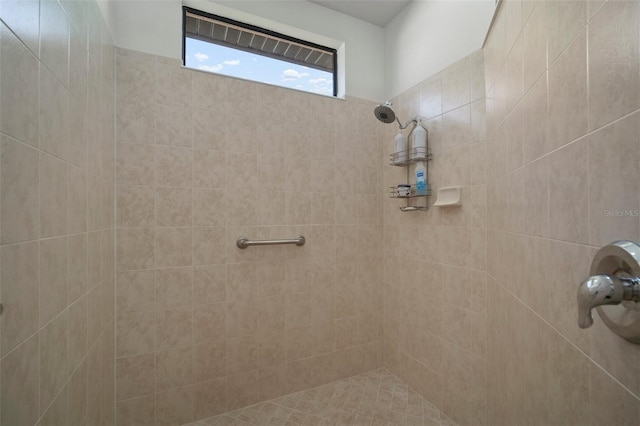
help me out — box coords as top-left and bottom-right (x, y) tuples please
(434, 186), (462, 207)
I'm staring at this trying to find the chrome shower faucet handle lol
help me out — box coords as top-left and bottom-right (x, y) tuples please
(577, 240), (640, 343)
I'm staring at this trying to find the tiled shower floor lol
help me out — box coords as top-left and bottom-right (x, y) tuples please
(182, 368), (457, 426)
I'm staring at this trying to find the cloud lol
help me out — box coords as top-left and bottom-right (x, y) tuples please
(194, 52), (209, 62)
(281, 68), (309, 81)
(309, 78), (330, 85)
(223, 59), (240, 66)
(199, 64), (223, 72)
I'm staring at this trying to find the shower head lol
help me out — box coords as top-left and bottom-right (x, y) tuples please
(374, 102), (397, 124)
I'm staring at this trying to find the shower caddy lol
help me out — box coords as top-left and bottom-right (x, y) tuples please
(389, 141), (432, 211)
(373, 101), (433, 212)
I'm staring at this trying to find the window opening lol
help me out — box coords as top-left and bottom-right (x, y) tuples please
(183, 7), (338, 96)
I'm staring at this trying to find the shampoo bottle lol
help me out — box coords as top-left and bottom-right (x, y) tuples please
(411, 118), (427, 159)
(394, 131), (407, 164)
(415, 162), (427, 195)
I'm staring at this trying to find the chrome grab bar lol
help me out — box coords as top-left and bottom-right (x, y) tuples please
(236, 235), (305, 249)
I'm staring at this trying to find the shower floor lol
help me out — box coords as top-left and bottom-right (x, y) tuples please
(182, 368), (455, 426)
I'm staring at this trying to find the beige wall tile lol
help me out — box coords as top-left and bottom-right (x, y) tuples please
(257, 154), (285, 192)
(67, 165), (87, 234)
(117, 143), (155, 185)
(156, 187), (192, 227)
(227, 335), (257, 374)
(193, 264), (226, 304)
(39, 381), (68, 426)
(155, 145), (192, 187)
(155, 104), (193, 147)
(226, 78), (257, 117)
(156, 346), (193, 391)
(117, 101), (155, 145)
(155, 63), (191, 108)
(117, 228), (155, 270)
(227, 114), (258, 154)
(191, 71), (227, 112)
(547, 30), (588, 151)
(520, 74), (547, 164)
(117, 311), (155, 357)
(192, 226), (226, 265)
(116, 395), (155, 426)
(192, 188), (225, 227)
(588, 0), (640, 130)
(548, 138), (589, 243)
(226, 152), (257, 190)
(67, 295), (88, 373)
(192, 149), (225, 188)
(68, 359), (88, 426)
(87, 174), (103, 232)
(1, 136), (39, 243)
(117, 55), (155, 105)
(226, 263), (256, 303)
(226, 300), (257, 338)
(442, 58), (470, 113)
(193, 303), (226, 344)
(1, 23), (39, 147)
(191, 378), (228, 420)
(156, 386), (194, 426)
(1, 241), (39, 355)
(39, 311), (68, 415)
(521, 1), (547, 92)
(547, 0), (587, 64)
(1, 334), (39, 426)
(225, 189), (258, 227)
(68, 95), (87, 169)
(117, 269), (156, 313)
(587, 112), (640, 246)
(87, 230), (103, 287)
(192, 108), (226, 151)
(257, 295), (285, 333)
(39, 66), (69, 160)
(442, 105), (472, 151)
(156, 266), (192, 309)
(589, 364), (640, 426)
(286, 321), (335, 361)
(156, 307), (193, 350)
(285, 291), (333, 328)
(117, 185), (155, 227)
(193, 341), (226, 381)
(40, 236), (68, 326)
(257, 191), (286, 226)
(227, 370), (259, 411)
(116, 353), (155, 401)
(39, 152), (68, 237)
(255, 331), (285, 370)
(155, 227), (192, 268)
(86, 285), (103, 348)
(419, 77), (443, 120)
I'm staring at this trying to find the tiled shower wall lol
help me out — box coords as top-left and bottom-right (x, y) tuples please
(0, 0), (116, 425)
(485, 0), (640, 424)
(382, 50), (488, 426)
(114, 49), (384, 425)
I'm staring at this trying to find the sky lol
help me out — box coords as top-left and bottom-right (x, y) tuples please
(185, 37), (334, 96)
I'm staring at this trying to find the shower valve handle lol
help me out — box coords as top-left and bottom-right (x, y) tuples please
(576, 241), (640, 343)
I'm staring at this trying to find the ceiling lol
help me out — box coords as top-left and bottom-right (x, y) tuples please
(308, 0), (412, 27)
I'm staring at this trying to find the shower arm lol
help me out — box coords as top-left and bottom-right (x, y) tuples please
(398, 117), (420, 131)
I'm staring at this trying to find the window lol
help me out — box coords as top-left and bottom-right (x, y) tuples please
(183, 7), (338, 96)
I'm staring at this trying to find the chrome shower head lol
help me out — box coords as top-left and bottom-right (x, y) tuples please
(374, 102), (396, 124)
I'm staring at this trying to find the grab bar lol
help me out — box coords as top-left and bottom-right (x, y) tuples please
(236, 235), (306, 249)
